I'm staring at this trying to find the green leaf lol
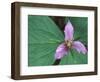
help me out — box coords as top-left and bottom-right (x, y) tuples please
(28, 15), (64, 66)
(60, 49), (88, 65)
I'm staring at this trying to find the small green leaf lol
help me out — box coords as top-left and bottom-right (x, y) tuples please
(60, 49), (88, 65)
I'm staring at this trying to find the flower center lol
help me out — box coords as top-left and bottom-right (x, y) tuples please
(65, 40), (73, 48)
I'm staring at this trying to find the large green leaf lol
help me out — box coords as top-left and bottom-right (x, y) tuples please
(28, 15), (64, 66)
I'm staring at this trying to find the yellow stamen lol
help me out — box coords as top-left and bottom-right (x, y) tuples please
(65, 40), (73, 48)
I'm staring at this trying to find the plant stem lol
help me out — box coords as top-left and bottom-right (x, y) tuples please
(52, 59), (61, 65)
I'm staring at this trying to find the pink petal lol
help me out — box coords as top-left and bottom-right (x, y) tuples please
(72, 41), (87, 54)
(55, 43), (68, 59)
(64, 20), (74, 41)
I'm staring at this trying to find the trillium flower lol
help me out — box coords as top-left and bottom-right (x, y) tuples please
(55, 20), (87, 59)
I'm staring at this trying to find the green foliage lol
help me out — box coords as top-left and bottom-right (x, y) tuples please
(60, 49), (88, 65)
(28, 15), (88, 66)
(28, 15), (64, 66)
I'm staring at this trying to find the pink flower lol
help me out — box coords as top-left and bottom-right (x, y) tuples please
(55, 20), (87, 59)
